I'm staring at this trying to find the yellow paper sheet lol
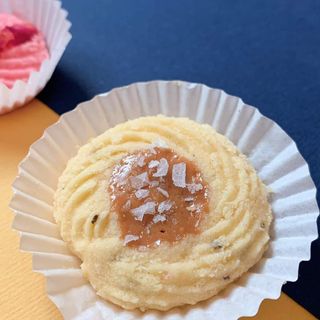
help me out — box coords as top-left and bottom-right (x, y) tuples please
(0, 100), (315, 320)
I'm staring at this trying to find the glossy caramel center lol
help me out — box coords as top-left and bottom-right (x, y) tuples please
(109, 146), (209, 248)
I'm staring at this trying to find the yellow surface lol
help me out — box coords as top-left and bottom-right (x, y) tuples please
(0, 100), (315, 320)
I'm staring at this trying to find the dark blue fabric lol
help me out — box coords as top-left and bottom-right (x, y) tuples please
(39, 0), (320, 317)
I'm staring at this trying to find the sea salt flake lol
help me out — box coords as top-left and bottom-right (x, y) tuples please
(157, 187), (169, 197)
(184, 197), (194, 202)
(186, 203), (197, 212)
(131, 201), (156, 221)
(150, 180), (160, 187)
(123, 234), (139, 245)
(137, 156), (145, 167)
(186, 203), (201, 213)
(148, 145), (157, 154)
(130, 172), (149, 189)
(172, 162), (186, 187)
(115, 163), (131, 186)
(123, 200), (131, 210)
(153, 214), (167, 223)
(135, 189), (149, 199)
(187, 183), (203, 194)
(155, 240), (161, 246)
(158, 200), (173, 214)
(153, 158), (169, 177)
(148, 160), (160, 168)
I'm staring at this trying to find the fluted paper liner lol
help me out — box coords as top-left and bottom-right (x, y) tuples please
(11, 81), (319, 319)
(0, 0), (71, 114)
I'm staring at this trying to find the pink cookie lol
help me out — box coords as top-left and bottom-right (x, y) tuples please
(0, 0), (71, 115)
(0, 13), (49, 88)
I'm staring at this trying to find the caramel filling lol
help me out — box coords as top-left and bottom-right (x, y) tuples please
(109, 146), (209, 248)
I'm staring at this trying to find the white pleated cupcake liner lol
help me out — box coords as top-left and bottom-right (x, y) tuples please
(0, 0), (71, 114)
(10, 81), (319, 320)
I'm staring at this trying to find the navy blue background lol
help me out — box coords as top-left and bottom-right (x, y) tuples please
(39, 0), (320, 317)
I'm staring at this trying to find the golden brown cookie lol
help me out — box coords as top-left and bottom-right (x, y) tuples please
(54, 115), (272, 311)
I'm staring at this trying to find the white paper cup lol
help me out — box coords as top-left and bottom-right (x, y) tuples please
(10, 81), (319, 320)
(0, 0), (71, 114)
